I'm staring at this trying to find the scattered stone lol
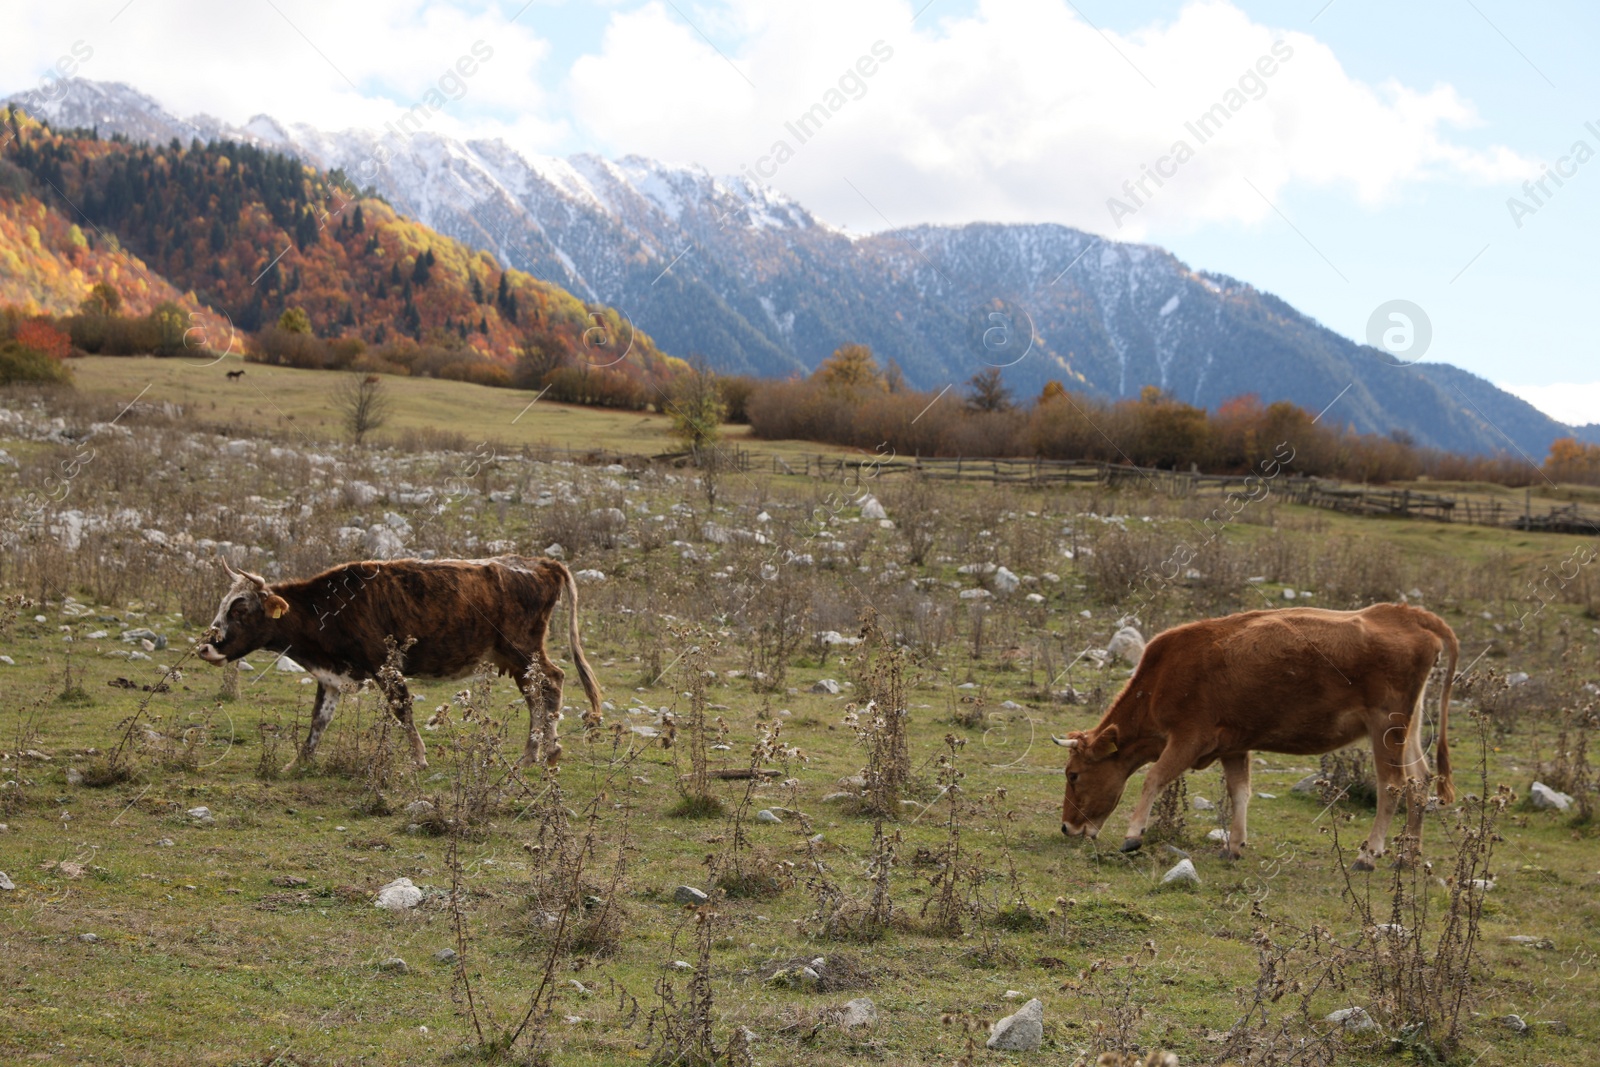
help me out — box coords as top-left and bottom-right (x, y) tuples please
(378, 957), (409, 973)
(433, 947), (458, 964)
(1002, 990), (1024, 1000)
(1163, 845), (1191, 859)
(821, 792), (854, 803)
(1325, 1007), (1377, 1031)
(1530, 781), (1573, 811)
(993, 566), (1020, 593)
(120, 627), (167, 650)
(810, 678), (842, 695)
(65, 768), (83, 786)
(1291, 774), (1320, 795)
(404, 799), (435, 816)
(1192, 796), (1214, 811)
(1206, 828), (1229, 844)
(670, 960), (692, 971)
(574, 569), (606, 582)
(986, 997), (1044, 1051)
(1506, 671), (1530, 686)
(674, 885), (709, 906)
(1497, 1014), (1529, 1034)
(0, 871), (13, 891)
(755, 809), (782, 824)
(1506, 935), (1554, 949)
(78, 932), (100, 943)
(859, 496), (888, 521)
(1257, 792), (1278, 800)
(1468, 878), (1496, 892)
(186, 806), (215, 826)
(374, 877), (425, 911)
(270, 875), (309, 888)
(1106, 625), (1145, 666)
(766, 965), (821, 990)
(839, 997), (877, 1028)
(155, 838), (174, 847)
(1161, 859), (1200, 887)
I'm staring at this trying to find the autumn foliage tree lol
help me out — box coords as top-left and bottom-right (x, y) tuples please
(1545, 437), (1600, 486)
(814, 343), (885, 391)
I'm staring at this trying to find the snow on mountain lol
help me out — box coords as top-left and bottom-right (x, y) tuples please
(3, 79), (1577, 456)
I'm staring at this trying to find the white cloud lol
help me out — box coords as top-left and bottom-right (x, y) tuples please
(566, 0), (1533, 236)
(2, 1), (566, 148)
(1500, 382), (1600, 428)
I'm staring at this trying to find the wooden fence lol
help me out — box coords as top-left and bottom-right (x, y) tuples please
(768, 453), (1600, 535)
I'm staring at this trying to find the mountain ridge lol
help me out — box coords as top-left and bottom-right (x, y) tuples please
(5, 78), (1581, 459)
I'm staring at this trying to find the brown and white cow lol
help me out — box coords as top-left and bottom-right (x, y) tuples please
(197, 555), (601, 772)
(1054, 604), (1457, 870)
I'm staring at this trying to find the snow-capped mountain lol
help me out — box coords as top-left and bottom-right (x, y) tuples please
(5, 79), (1576, 456)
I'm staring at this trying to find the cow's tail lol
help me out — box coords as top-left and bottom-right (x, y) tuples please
(561, 563), (604, 725)
(1419, 610), (1458, 804)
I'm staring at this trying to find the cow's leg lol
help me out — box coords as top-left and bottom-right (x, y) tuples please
(1120, 740), (1199, 852)
(1219, 753), (1252, 860)
(1355, 710), (1410, 870)
(515, 654), (566, 768)
(536, 651), (566, 766)
(384, 678), (428, 769)
(285, 683), (340, 774)
(1396, 682), (1432, 863)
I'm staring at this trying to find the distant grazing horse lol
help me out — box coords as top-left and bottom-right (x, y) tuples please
(226, 369), (245, 381)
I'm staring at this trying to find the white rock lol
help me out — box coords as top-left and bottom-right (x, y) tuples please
(755, 809), (783, 824)
(839, 997), (877, 1028)
(374, 877), (425, 911)
(1025, 593), (1045, 603)
(0, 871), (13, 891)
(986, 997), (1044, 1051)
(674, 885), (709, 905)
(1161, 859), (1200, 886)
(1282, 588), (1297, 600)
(275, 657), (307, 673)
(810, 678), (842, 695)
(544, 543), (566, 559)
(1106, 626), (1145, 666)
(1530, 782), (1572, 811)
(993, 566), (1020, 593)
(959, 588), (993, 600)
(1325, 1007), (1377, 1031)
(1192, 796), (1214, 811)
(1206, 828), (1230, 844)
(365, 525), (406, 559)
(186, 806), (212, 820)
(859, 496), (888, 521)
(1506, 672), (1530, 686)
(573, 569), (606, 582)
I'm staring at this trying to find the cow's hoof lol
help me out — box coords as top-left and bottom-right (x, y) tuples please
(1219, 849), (1242, 862)
(517, 751), (540, 769)
(1351, 856), (1376, 872)
(544, 742), (563, 766)
(1119, 837), (1143, 854)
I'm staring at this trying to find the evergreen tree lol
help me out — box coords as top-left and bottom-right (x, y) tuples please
(352, 204), (365, 233)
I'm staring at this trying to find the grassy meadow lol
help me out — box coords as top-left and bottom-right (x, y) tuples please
(1, 362), (1598, 1066)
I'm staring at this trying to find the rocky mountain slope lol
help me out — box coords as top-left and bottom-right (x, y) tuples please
(6, 80), (1578, 456)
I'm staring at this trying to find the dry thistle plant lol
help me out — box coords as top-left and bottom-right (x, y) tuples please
(921, 733), (974, 937)
(1335, 712), (1507, 1061)
(1144, 775), (1188, 848)
(849, 613), (911, 817)
(716, 721), (797, 900)
(1218, 902), (1348, 1067)
(1539, 698), (1596, 822)
(668, 629), (723, 818)
(643, 891), (725, 1067)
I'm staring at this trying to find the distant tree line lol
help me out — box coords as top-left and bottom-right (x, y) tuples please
(744, 345), (1591, 488)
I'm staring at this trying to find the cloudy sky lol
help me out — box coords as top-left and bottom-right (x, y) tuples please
(6, 0), (1597, 424)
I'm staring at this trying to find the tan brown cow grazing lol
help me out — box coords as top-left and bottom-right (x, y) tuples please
(1054, 604), (1456, 870)
(196, 555), (601, 772)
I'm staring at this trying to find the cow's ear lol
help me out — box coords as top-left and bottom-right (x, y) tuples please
(1089, 725), (1119, 760)
(263, 594), (290, 619)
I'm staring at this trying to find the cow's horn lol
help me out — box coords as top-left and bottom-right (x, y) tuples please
(1051, 735), (1078, 748)
(244, 571), (270, 591)
(218, 554), (240, 578)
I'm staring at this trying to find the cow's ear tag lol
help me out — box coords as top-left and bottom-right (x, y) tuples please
(1104, 741), (1118, 754)
(264, 595), (290, 619)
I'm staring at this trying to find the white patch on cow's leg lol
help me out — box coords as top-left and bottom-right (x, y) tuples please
(539, 655), (566, 767)
(1220, 754), (1251, 860)
(516, 665), (546, 768)
(286, 683), (340, 773)
(1396, 682), (1431, 863)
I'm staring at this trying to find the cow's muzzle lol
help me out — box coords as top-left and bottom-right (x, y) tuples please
(196, 642), (227, 665)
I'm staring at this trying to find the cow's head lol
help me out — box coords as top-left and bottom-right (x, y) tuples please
(197, 558), (290, 665)
(1052, 726), (1129, 838)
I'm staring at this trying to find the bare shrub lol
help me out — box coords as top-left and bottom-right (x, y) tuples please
(1319, 746), (1377, 809)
